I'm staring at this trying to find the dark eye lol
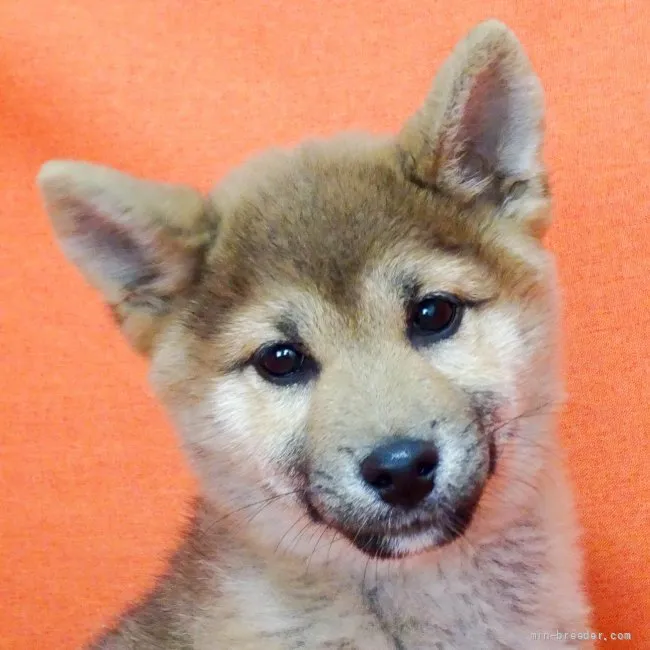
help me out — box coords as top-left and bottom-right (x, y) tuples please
(408, 294), (463, 342)
(253, 343), (315, 385)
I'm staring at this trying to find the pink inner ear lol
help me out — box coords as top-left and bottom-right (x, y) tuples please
(69, 202), (158, 291)
(456, 60), (511, 180)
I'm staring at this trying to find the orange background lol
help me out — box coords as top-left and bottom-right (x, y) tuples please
(1, 1), (648, 648)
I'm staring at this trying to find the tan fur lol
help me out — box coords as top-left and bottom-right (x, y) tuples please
(38, 20), (591, 649)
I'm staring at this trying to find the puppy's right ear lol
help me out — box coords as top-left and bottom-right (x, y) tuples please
(37, 161), (215, 354)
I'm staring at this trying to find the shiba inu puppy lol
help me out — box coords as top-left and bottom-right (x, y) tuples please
(38, 19), (592, 650)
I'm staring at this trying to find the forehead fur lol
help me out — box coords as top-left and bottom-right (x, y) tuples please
(186, 133), (548, 340)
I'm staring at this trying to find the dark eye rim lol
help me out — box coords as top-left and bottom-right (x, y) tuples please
(407, 292), (465, 343)
(251, 341), (318, 386)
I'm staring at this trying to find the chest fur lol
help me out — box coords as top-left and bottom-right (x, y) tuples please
(201, 538), (579, 650)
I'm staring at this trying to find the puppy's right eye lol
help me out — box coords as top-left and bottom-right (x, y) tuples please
(253, 343), (315, 385)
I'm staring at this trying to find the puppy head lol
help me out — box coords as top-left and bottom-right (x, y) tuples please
(39, 21), (558, 561)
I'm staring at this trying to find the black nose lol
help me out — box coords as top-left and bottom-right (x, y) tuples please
(360, 438), (438, 509)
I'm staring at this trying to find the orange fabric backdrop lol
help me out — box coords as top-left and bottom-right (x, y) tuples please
(1, 1), (648, 647)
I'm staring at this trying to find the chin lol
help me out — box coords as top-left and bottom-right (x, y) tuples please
(305, 499), (481, 561)
(347, 528), (449, 559)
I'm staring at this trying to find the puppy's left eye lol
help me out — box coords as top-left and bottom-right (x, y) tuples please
(408, 294), (463, 342)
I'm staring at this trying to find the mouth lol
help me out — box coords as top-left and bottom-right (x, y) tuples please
(297, 424), (495, 559)
(304, 493), (481, 559)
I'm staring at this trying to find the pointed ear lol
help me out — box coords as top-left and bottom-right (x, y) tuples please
(398, 20), (549, 230)
(37, 161), (215, 354)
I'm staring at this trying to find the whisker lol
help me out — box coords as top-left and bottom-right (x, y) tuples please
(201, 490), (300, 538)
(325, 530), (340, 566)
(488, 400), (556, 440)
(287, 519), (315, 555)
(306, 525), (330, 574)
(275, 513), (308, 554)
(361, 555), (372, 593)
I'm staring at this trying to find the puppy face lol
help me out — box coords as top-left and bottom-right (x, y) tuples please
(39, 21), (558, 561)
(153, 136), (556, 560)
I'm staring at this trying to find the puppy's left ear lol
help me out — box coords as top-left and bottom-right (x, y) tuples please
(398, 20), (549, 233)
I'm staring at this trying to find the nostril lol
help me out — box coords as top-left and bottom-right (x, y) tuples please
(416, 460), (436, 477)
(368, 472), (393, 489)
(360, 458), (394, 490)
(414, 447), (439, 478)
